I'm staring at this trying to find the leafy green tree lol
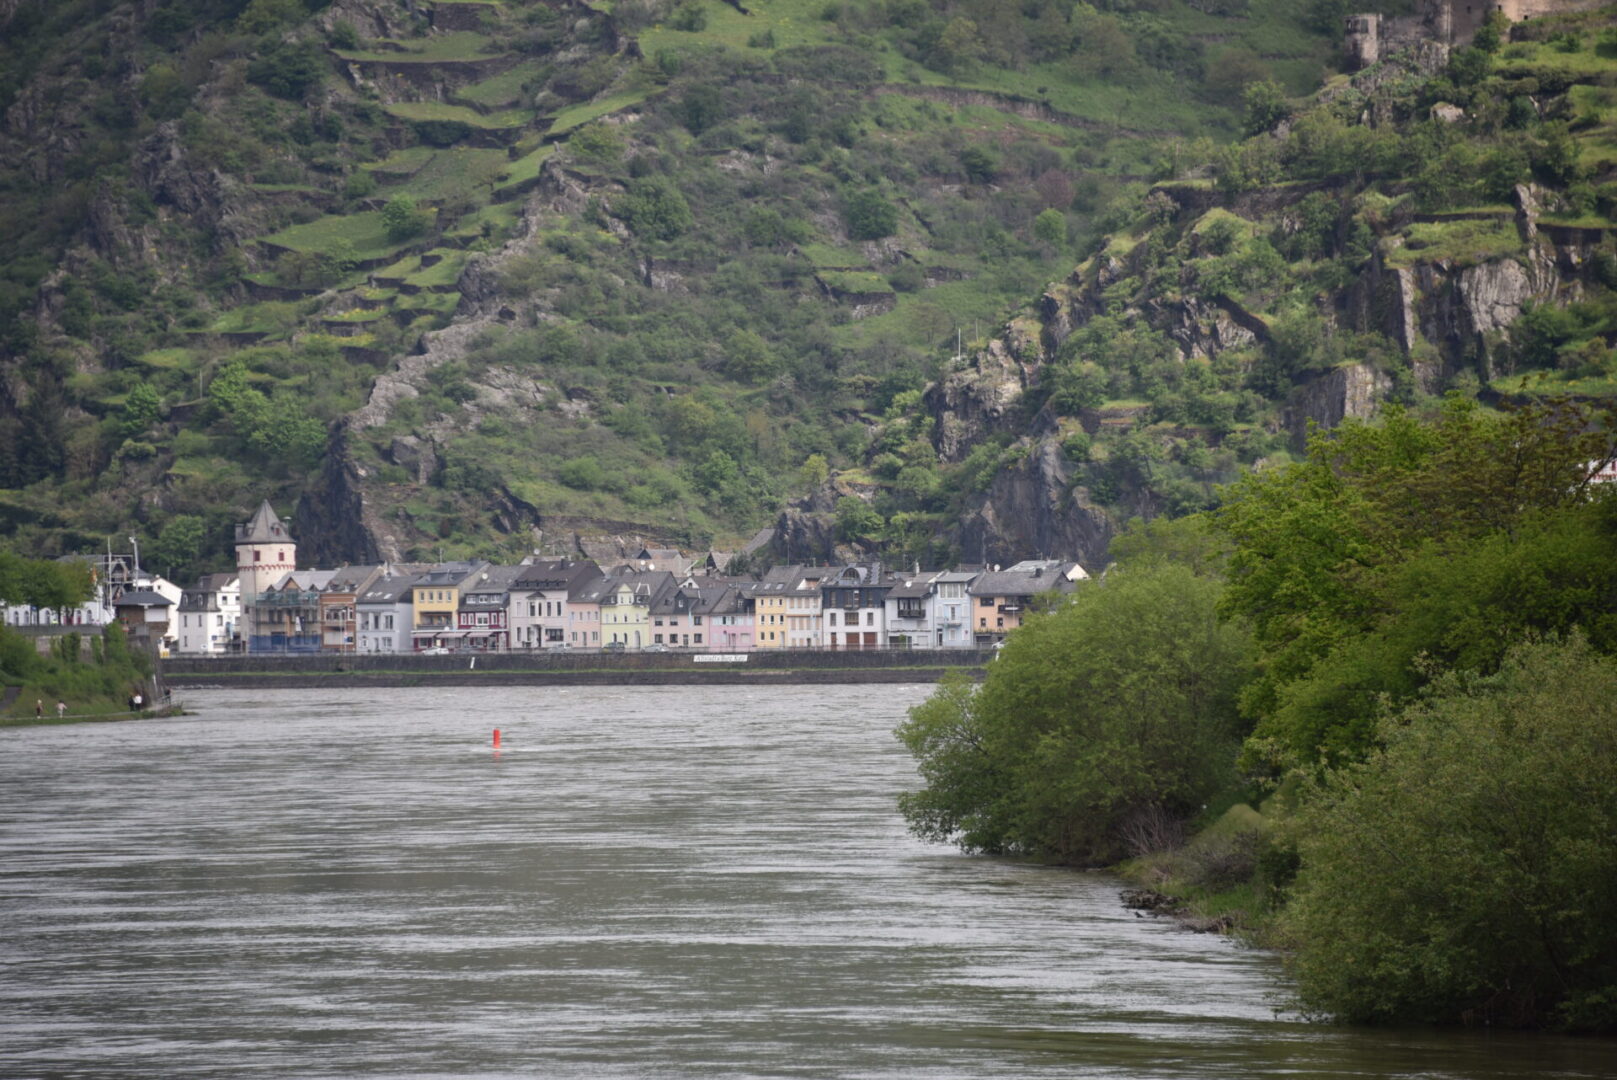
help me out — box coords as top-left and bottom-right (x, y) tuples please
(897, 563), (1253, 863)
(1284, 637), (1617, 1031)
(679, 84), (725, 133)
(120, 382), (161, 440)
(799, 453), (830, 490)
(1032, 208), (1066, 247)
(0, 551), (93, 610)
(616, 177), (694, 241)
(1242, 79), (1288, 136)
(246, 40), (327, 100)
(723, 330), (778, 383)
(381, 196), (430, 242)
(835, 494), (882, 540)
(237, 0), (307, 36)
(1218, 398), (1617, 769)
(147, 515), (207, 579)
(843, 189), (898, 241)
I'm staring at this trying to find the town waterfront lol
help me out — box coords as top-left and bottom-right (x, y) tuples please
(0, 686), (1610, 1079)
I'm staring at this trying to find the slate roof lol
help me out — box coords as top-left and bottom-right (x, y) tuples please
(235, 500), (292, 545)
(458, 565), (527, 608)
(515, 558), (603, 591)
(357, 571), (426, 607)
(114, 589), (172, 607)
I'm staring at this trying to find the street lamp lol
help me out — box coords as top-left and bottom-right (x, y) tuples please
(128, 536), (141, 579)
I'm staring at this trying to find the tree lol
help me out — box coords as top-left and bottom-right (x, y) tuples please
(381, 196), (430, 242)
(843, 189), (898, 241)
(616, 177), (693, 241)
(147, 515), (207, 579)
(1242, 79), (1288, 137)
(896, 563), (1253, 863)
(120, 382), (161, 440)
(834, 494), (882, 540)
(237, 0), (308, 36)
(1217, 397), (1617, 769)
(1032, 208), (1066, 247)
(246, 41), (328, 100)
(799, 453), (830, 490)
(1283, 638), (1617, 1031)
(722, 330), (778, 383)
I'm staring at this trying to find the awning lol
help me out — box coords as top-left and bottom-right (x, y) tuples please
(412, 628), (472, 638)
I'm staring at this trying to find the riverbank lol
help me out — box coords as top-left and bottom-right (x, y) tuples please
(162, 649), (994, 689)
(0, 704), (186, 728)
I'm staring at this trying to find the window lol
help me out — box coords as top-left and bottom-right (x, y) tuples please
(866, 611), (874, 626)
(979, 596), (994, 607)
(254, 550), (261, 561)
(828, 612), (837, 627)
(693, 616), (702, 625)
(278, 551), (285, 562)
(694, 633), (703, 644)
(654, 634), (663, 644)
(996, 618), (1004, 628)
(980, 618), (987, 628)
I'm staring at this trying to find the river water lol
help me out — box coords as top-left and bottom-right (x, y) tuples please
(1, 686), (1612, 1079)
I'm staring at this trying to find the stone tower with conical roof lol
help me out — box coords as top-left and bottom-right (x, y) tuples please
(235, 501), (296, 651)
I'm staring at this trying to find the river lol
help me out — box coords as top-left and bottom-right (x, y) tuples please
(1, 686), (1612, 1079)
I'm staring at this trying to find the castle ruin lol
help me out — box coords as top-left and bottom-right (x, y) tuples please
(1346, 0), (1609, 71)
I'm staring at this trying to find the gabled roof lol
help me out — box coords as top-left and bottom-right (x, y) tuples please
(458, 565), (526, 606)
(266, 569), (337, 593)
(358, 571), (426, 606)
(888, 573), (944, 600)
(114, 589), (172, 608)
(969, 568), (1073, 598)
(413, 561), (489, 588)
(323, 564), (386, 594)
(235, 500), (293, 545)
(516, 558), (603, 591)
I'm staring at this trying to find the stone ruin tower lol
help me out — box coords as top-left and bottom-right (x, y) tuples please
(1346, 0), (1605, 71)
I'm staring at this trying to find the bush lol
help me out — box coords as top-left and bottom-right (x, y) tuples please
(246, 41), (328, 100)
(843, 188), (898, 241)
(896, 564), (1253, 863)
(381, 196), (430, 242)
(1284, 638), (1617, 1031)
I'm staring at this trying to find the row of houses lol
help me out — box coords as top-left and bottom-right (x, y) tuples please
(6, 503), (1089, 655)
(185, 555), (1086, 656)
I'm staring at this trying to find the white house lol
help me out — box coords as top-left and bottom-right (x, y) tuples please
(929, 571), (979, 649)
(175, 574), (241, 655)
(819, 563), (896, 649)
(510, 558), (602, 650)
(355, 571), (422, 654)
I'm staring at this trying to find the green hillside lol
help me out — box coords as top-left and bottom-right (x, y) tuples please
(1, 0), (1611, 576)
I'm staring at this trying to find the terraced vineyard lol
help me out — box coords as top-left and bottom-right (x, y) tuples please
(3, 0), (1617, 577)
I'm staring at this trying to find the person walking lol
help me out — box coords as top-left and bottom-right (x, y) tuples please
(56, 700), (66, 719)
(35, 699), (43, 719)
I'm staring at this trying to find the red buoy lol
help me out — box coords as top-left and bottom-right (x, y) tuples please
(492, 728), (502, 748)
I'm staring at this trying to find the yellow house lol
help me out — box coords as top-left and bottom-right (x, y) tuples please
(409, 561), (487, 650)
(752, 584), (789, 649)
(598, 570), (673, 649)
(748, 565), (823, 649)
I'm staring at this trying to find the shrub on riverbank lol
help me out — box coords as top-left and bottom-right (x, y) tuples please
(1281, 638), (1617, 1032)
(896, 562), (1253, 864)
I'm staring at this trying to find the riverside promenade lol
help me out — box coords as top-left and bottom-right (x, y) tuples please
(162, 648), (995, 689)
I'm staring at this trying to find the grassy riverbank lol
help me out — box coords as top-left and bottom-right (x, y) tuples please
(1, 624), (159, 721)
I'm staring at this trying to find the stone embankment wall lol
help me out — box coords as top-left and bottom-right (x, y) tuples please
(164, 649), (996, 688)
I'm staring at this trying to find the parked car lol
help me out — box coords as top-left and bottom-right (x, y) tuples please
(644, 643), (669, 653)
(603, 641), (627, 651)
(420, 646), (449, 655)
